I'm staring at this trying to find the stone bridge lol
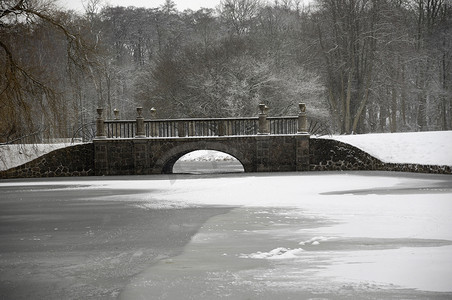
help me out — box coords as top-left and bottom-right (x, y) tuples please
(3, 103), (451, 179)
(93, 104), (310, 175)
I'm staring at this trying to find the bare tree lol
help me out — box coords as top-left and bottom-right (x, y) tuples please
(0, 0), (96, 142)
(411, 0), (451, 131)
(220, 0), (261, 35)
(315, 0), (382, 134)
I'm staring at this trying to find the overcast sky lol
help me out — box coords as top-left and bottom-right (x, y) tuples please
(58, 0), (223, 12)
(58, 0), (313, 13)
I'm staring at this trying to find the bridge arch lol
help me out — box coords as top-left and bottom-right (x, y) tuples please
(152, 141), (253, 174)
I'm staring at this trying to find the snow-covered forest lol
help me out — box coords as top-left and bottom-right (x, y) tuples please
(1, 0), (451, 143)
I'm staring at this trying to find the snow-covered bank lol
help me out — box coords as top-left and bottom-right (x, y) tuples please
(325, 131), (452, 166)
(0, 143), (72, 171)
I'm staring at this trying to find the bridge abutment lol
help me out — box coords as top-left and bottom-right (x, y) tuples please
(254, 134), (310, 172)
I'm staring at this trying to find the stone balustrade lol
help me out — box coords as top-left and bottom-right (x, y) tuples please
(95, 103), (309, 139)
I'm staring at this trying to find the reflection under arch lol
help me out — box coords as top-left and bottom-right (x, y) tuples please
(173, 150), (245, 174)
(152, 141), (251, 174)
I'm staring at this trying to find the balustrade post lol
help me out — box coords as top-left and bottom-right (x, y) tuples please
(150, 107), (156, 119)
(96, 108), (106, 139)
(136, 107), (145, 138)
(189, 121), (194, 136)
(178, 121), (186, 137)
(113, 109), (119, 137)
(218, 120), (225, 136)
(264, 105), (270, 133)
(297, 103), (308, 134)
(258, 104), (269, 135)
(149, 107), (157, 137)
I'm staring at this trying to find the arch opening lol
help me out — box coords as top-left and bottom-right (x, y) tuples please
(172, 150), (245, 174)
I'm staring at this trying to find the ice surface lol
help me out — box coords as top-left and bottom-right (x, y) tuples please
(4, 171), (450, 294)
(322, 245), (452, 293)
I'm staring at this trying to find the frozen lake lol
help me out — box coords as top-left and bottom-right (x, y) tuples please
(1, 171), (452, 299)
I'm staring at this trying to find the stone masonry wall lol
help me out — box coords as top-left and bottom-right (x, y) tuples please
(310, 138), (451, 174)
(94, 135), (310, 175)
(1, 137), (450, 179)
(0, 143), (94, 179)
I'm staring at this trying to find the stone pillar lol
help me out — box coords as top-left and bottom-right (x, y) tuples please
(258, 103), (269, 135)
(136, 107), (145, 138)
(296, 104), (310, 171)
(298, 103), (308, 134)
(295, 135), (310, 171)
(94, 140), (108, 175)
(133, 139), (150, 174)
(95, 108), (106, 139)
(150, 107), (156, 119)
(113, 109), (119, 137)
(150, 108), (157, 137)
(265, 105), (270, 133)
(256, 135), (270, 172)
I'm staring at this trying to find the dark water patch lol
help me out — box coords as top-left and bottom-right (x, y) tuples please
(173, 160), (244, 174)
(0, 182), (234, 299)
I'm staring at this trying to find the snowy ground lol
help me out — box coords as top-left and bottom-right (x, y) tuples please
(323, 131), (452, 166)
(0, 143), (72, 171)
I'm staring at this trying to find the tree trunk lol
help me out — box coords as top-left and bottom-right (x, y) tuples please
(106, 71), (112, 119)
(368, 105), (376, 132)
(351, 89), (368, 134)
(390, 84), (397, 133)
(327, 87), (342, 132)
(400, 64), (407, 126)
(417, 92), (427, 131)
(352, 65), (373, 134)
(345, 69), (352, 133)
(379, 104), (387, 132)
(441, 35), (449, 130)
(449, 98), (452, 130)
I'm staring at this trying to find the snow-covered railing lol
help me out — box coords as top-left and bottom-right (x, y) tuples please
(95, 103), (308, 139)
